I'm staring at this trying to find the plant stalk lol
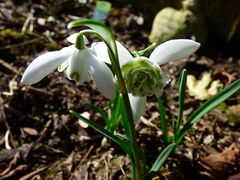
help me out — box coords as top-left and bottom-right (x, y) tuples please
(110, 49), (145, 179)
(115, 66), (145, 179)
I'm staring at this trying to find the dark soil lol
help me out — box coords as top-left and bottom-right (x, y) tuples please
(0, 1), (240, 180)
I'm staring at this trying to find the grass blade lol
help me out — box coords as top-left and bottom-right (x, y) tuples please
(175, 69), (187, 135)
(70, 110), (130, 154)
(177, 78), (240, 144)
(119, 94), (132, 140)
(85, 103), (111, 128)
(157, 96), (168, 144)
(148, 143), (176, 178)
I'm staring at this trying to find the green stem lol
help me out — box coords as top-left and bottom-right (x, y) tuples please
(115, 62), (145, 180)
(108, 44), (145, 179)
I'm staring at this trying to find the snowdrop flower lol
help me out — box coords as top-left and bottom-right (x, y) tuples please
(92, 39), (200, 121)
(21, 33), (115, 99)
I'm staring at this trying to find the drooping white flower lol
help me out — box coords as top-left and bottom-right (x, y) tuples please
(21, 34), (115, 99)
(92, 39), (200, 121)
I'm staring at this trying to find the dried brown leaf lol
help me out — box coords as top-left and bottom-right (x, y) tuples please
(22, 127), (39, 136)
(199, 144), (240, 179)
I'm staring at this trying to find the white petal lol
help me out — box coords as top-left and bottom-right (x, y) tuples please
(58, 45), (75, 72)
(65, 49), (89, 83)
(85, 49), (116, 99)
(66, 33), (89, 45)
(91, 41), (133, 66)
(115, 41), (133, 66)
(149, 39), (200, 65)
(21, 49), (72, 84)
(60, 45), (75, 53)
(128, 94), (146, 122)
(91, 41), (111, 63)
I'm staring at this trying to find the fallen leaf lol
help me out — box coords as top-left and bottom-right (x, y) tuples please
(22, 127), (39, 136)
(228, 172), (240, 180)
(78, 112), (90, 128)
(228, 105), (240, 118)
(214, 71), (236, 85)
(199, 144), (240, 179)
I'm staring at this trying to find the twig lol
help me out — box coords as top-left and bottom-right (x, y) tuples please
(0, 38), (39, 50)
(22, 86), (54, 96)
(19, 166), (48, 180)
(22, 9), (34, 33)
(0, 103), (16, 149)
(68, 145), (94, 180)
(4, 130), (11, 150)
(0, 59), (19, 74)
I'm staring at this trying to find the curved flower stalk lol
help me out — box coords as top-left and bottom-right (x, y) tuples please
(21, 34), (115, 99)
(92, 39), (200, 121)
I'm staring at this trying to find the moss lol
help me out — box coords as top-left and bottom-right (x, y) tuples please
(0, 29), (58, 61)
(0, 29), (24, 43)
(226, 112), (240, 124)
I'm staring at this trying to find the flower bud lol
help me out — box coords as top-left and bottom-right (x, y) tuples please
(121, 57), (164, 96)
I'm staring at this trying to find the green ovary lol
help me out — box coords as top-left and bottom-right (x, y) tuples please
(121, 57), (164, 96)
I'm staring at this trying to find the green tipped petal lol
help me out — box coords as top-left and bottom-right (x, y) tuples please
(58, 59), (69, 72)
(65, 49), (90, 83)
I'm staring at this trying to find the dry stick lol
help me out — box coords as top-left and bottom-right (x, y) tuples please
(21, 86), (54, 96)
(0, 102), (16, 149)
(19, 166), (48, 180)
(22, 12), (34, 33)
(0, 38), (39, 51)
(69, 145), (95, 180)
(0, 59), (19, 74)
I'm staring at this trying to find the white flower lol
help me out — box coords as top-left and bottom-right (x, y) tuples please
(92, 39), (200, 121)
(21, 34), (115, 99)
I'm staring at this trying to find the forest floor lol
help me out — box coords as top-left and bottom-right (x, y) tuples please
(1, 1), (240, 180)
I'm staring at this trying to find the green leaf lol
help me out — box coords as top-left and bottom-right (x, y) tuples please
(70, 110), (130, 154)
(85, 104), (111, 129)
(108, 91), (122, 131)
(157, 96), (168, 144)
(177, 78), (240, 144)
(175, 69), (187, 135)
(119, 94), (132, 140)
(148, 143), (176, 178)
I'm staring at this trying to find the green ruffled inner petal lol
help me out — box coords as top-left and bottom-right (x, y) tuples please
(121, 57), (164, 96)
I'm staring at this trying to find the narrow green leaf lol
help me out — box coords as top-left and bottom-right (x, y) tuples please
(171, 114), (176, 140)
(175, 69), (187, 134)
(70, 110), (130, 154)
(85, 104), (111, 128)
(148, 143), (176, 178)
(119, 94), (132, 140)
(108, 91), (122, 130)
(157, 96), (168, 144)
(177, 78), (240, 144)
